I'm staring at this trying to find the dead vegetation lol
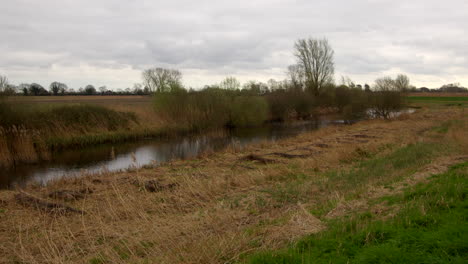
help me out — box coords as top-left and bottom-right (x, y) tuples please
(15, 192), (85, 215)
(0, 107), (466, 263)
(48, 188), (93, 201)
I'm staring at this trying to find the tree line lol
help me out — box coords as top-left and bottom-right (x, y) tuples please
(143, 37), (413, 126)
(2, 36), (467, 127)
(0, 79), (152, 96)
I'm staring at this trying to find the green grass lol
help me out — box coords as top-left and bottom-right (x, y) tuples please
(406, 96), (468, 107)
(325, 142), (449, 198)
(244, 162), (468, 264)
(431, 120), (465, 134)
(89, 255), (107, 264)
(407, 96), (468, 102)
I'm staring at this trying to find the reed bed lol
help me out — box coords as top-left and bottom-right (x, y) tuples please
(0, 102), (146, 168)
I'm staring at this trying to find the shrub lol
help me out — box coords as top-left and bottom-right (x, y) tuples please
(370, 91), (403, 119)
(228, 96), (268, 127)
(154, 88), (230, 130)
(154, 88), (269, 130)
(266, 90), (315, 121)
(335, 86), (371, 120)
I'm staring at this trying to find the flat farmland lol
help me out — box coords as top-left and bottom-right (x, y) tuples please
(8, 95), (153, 106)
(7, 95), (160, 125)
(406, 93), (468, 107)
(407, 92), (468, 97)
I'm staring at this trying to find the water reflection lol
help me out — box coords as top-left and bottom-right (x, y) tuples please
(1, 119), (342, 188)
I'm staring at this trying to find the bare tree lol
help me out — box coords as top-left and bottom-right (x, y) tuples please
(49, 82), (67, 95)
(340, 76), (356, 88)
(132, 83), (142, 90)
(374, 76), (396, 91)
(267, 79), (282, 91)
(98, 86), (107, 94)
(394, 74), (410, 92)
(0, 75), (8, 94)
(294, 38), (335, 96)
(132, 83), (145, 94)
(142, 67), (183, 93)
(287, 64), (304, 91)
(242, 80), (269, 94)
(220, 76), (240, 90)
(371, 76), (403, 119)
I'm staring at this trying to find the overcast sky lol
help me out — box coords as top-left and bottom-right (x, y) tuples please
(1, 0), (467, 90)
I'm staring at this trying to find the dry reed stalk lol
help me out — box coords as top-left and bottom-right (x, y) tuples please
(10, 127), (39, 164)
(0, 128), (13, 167)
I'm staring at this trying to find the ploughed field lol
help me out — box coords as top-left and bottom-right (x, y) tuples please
(0, 106), (466, 263)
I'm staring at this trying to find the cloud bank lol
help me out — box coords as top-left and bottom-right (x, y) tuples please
(1, 0), (467, 89)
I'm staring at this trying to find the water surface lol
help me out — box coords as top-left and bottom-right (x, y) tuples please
(1, 119), (346, 188)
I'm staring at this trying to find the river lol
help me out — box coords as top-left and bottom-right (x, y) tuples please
(1, 119), (352, 189)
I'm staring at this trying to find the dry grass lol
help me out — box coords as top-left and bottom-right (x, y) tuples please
(0, 132), (12, 167)
(0, 97), (164, 168)
(0, 107), (466, 263)
(0, 126), (48, 167)
(8, 95), (161, 129)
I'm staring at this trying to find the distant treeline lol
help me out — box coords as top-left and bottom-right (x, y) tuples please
(0, 79), (465, 97)
(412, 83), (468, 93)
(0, 81), (152, 96)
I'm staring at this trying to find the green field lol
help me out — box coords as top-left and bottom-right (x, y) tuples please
(406, 96), (468, 108)
(407, 96), (468, 102)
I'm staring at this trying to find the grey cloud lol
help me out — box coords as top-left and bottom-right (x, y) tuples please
(1, 0), (467, 88)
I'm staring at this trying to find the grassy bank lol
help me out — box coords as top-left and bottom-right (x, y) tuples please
(245, 161), (467, 264)
(0, 99), (162, 167)
(0, 106), (466, 263)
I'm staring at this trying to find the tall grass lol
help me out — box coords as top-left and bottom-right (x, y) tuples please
(1, 104), (137, 131)
(0, 100), (139, 167)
